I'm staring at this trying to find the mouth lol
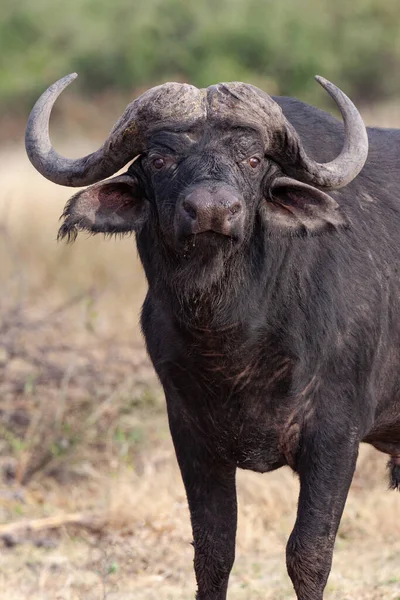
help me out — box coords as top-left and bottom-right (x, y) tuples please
(185, 230), (240, 244)
(179, 231), (239, 259)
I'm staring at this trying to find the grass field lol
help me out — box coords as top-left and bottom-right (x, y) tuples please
(0, 103), (400, 599)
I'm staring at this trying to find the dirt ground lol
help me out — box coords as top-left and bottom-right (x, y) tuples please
(1, 436), (399, 600)
(1, 104), (400, 600)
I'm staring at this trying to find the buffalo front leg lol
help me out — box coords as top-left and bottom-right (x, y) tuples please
(286, 425), (359, 600)
(168, 412), (237, 600)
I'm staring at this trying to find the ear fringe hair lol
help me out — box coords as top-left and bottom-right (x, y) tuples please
(57, 221), (136, 243)
(388, 458), (400, 491)
(57, 222), (78, 243)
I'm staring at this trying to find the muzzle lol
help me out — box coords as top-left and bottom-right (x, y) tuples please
(175, 184), (245, 240)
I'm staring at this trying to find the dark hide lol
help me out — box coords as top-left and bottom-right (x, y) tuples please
(58, 97), (400, 600)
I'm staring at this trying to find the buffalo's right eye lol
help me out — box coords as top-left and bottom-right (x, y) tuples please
(152, 157), (166, 170)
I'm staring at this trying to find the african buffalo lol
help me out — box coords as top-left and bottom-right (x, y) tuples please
(26, 73), (400, 599)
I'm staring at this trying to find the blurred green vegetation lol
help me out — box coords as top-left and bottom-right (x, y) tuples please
(2, 0), (400, 112)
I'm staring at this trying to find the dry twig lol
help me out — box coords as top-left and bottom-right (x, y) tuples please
(0, 512), (105, 539)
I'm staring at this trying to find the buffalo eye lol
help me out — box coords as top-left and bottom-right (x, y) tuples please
(248, 156), (261, 169)
(152, 157), (166, 170)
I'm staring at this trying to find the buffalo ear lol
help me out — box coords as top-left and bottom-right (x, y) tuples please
(58, 174), (148, 241)
(264, 176), (347, 235)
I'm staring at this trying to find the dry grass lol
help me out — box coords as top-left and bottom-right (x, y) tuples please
(1, 103), (400, 600)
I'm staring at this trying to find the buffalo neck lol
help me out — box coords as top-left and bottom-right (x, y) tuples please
(138, 226), (346, 366)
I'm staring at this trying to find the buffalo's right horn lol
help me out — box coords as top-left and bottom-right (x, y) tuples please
(26, 75), (206, 188)
(25, 73), (147, 187)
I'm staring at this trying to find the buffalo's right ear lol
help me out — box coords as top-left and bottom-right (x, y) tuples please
(58, 174), (148, 241)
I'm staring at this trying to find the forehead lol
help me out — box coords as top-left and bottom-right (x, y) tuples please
(148, 125), (264, 153)
(134, 81), (282, 147)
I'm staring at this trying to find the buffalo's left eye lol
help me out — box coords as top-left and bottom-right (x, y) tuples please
(248, 157), (261, 168)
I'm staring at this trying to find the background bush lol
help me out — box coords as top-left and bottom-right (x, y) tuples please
(2, 0), (400, 113)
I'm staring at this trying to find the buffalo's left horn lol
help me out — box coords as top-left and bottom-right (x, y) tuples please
(284, 77), (369, 190)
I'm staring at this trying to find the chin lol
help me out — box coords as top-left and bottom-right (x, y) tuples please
(170, 235), (239, 298)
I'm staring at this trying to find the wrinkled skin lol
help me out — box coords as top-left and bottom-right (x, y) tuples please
(54, 98), (400, 599)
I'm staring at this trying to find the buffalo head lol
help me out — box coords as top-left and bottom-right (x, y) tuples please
(26, 74), (368, 283)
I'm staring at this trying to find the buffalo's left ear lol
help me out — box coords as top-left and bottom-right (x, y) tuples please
(58, 174), (148, 241)
(264, 176), (348, 235)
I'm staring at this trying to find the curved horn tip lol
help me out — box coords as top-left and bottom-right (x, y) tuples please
(54, 72), (78, 89)
(65, 72), (78, 82)
(314, 75), (335, 92)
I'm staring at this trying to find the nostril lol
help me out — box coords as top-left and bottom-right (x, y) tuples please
(228, 202), (242, 216)
(182, 200), (197, 220)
